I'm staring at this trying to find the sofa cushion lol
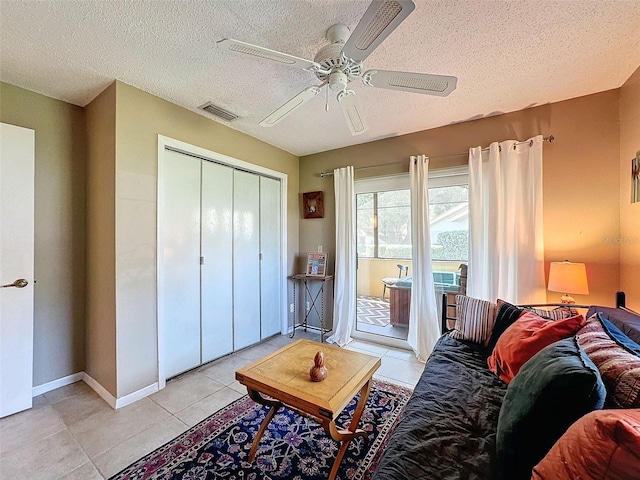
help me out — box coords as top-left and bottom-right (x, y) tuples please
(531, 409), (640, 480)
(494, 337), (606, 480)
(449, 295), (498, 344)
(485, 300), (523, 354)
(576, 314), (640, 408)
(487, 312), (586, 383)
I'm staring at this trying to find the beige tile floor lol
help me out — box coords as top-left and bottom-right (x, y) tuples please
(0, 331), (424, 480)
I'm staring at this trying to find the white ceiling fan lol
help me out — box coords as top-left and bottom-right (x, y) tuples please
(217, 0), (457, 136)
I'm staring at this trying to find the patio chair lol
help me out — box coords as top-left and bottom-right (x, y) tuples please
(381, 264), (409, 301)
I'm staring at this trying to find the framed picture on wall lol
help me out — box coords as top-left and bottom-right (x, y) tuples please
(302, 191), (324, 219)
(306, 252), (328, 277)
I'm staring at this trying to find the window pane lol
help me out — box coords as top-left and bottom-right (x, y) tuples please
(356, 181), (469, 262)
(429, 184), (468, 262)
(429, 185), (468, 204)
(357, 192), (374, 209)
(356, 193), (374, 257)
(429, 201), (468, 261)
(378, 189), (410, 208)
(378, 205), (411, 259)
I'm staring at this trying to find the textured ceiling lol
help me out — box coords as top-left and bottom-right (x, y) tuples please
(1, 0), (639, 156)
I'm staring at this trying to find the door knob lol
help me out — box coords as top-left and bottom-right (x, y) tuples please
(1, 279), (29, 288)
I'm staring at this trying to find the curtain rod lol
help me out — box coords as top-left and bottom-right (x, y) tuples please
(319, 134), (555, 177)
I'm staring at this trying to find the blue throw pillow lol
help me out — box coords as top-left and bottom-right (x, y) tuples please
(598, 313), (640, 355)
(493, 337), (606, 480)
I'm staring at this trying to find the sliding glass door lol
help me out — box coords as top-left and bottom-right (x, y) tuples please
(353, 168), (469, 347)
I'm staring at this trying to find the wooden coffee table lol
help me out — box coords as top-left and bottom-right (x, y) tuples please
(235, 339), (381, 480)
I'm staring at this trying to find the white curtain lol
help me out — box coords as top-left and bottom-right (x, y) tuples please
(408, 156), (440, 361)
(468, 135), (546, 304)
(326, 166), (356, 347)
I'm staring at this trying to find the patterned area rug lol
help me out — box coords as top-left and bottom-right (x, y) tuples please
(109, 379), (412, 480)
(357, 295), (390, 327)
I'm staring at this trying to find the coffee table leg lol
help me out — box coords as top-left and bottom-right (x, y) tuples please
(324, 379), (373, 480)
(247, 389), (282, 462)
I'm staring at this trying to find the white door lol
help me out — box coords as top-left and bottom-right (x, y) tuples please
(201, 161), (233, 362)
(233, 170), (261, 349)
(0, 123), (35, 418)
(159, 150), (201, 378)
(260, 176), (281, 339)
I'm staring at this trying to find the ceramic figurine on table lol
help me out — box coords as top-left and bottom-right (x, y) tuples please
(309, 351), (328, 382)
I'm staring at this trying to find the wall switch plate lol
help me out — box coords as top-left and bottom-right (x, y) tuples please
(289, 303), (294, 313)
(317, 245), (323, 252)
(306, 301), (310, 311)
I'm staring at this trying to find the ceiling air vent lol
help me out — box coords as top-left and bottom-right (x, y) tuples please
(199, 102), (238, 121)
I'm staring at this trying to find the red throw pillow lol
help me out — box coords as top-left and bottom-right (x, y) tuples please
(531, 409), (640, 480)
(487, 311), (586, 383)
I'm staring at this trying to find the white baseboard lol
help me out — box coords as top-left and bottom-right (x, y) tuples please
(82, 372), (117, 409)
(32, 371), (159, 410)
(114, 382), (159, 409)
(32, 372), (84, 397)
(81, 373), (159, 409)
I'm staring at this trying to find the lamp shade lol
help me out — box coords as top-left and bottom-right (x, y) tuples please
(548, 261), (589, 295)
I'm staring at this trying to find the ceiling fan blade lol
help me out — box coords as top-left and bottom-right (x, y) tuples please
(338, 90), (368, 136)
(363, 69), (457, 96)
(341, 0), (415, 63)
(259, 86), (322, 127)
(217, 38), (321, 71)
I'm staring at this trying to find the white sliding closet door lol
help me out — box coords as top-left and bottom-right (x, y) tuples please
(201, 161), (234, 362)
(233, 170), (261, 349)
(160, 150), (202, 378)
(260, 176), (281, 339)
(159, 139), (286, 383)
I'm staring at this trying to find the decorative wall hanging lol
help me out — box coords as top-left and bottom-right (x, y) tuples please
(303, 191), (324, 218)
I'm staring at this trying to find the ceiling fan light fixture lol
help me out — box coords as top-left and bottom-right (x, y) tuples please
(329, 71), (348, 92)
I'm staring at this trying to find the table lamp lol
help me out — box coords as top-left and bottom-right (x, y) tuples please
(548, 260), (589, 304)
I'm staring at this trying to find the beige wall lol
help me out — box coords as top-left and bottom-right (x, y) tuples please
(300, 90), (621, 307)
(619, 66), (640, 310)
(85, 83), (117, 394)
(0, 82), (86, 386)
(112, 81), (299, 397)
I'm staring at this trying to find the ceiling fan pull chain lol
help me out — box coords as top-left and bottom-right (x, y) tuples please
(326, 86), (329, 112)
